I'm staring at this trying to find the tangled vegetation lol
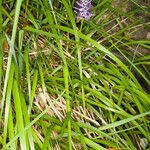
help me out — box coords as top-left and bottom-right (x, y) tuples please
(0, 0), (150, 149)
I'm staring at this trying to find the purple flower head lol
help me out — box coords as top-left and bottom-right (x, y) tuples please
(74, 0), (93, 21)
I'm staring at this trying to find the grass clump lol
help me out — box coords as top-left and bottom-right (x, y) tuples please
(0, 0), (150, 149)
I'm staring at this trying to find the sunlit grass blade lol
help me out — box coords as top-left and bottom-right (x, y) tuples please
(13, 80), (27, 150)
(2, 63), (15, 149)
(20, 92), (35, 150)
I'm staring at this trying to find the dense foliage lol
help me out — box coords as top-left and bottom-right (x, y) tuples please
(0, 0), (150, 149)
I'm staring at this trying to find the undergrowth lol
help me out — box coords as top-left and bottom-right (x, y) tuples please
(0, 0), (150, 149)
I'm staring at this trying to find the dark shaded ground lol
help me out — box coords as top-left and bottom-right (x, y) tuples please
(111, 0), (150, 93)
(112, 0), (150, 43)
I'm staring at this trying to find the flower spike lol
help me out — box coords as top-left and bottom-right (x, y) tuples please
(74, 0), (93, 21)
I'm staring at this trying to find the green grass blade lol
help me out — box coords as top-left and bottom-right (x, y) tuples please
(13, 80), (27, 150)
